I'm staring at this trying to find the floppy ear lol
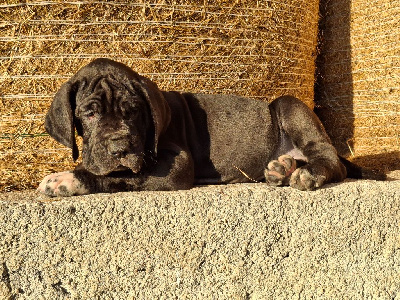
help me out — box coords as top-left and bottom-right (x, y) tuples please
(138, 77), (171, 154)
(45, 81), (79, 161)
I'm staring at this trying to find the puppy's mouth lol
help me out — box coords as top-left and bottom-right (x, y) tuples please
(115, 153), (144, 174)
(113, 165), (130, 172)
(83, 142), (145, 176)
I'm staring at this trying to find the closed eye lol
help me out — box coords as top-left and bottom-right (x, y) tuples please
(84, 111), (96, 119)
(121, 101), (141, 118)
(79, 100), (103, 120)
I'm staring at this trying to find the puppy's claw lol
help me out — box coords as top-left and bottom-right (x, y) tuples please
(278, 154), (297, 176)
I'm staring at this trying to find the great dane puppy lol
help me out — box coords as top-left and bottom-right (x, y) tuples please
(38, 58), (384, 196)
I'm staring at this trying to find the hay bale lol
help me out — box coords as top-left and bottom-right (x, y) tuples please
(0, 0), (319, 191)
(315, 0), (400, 164)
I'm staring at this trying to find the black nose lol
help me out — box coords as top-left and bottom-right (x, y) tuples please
(110, 149), (127, 159)
(107, 137), (130, 159)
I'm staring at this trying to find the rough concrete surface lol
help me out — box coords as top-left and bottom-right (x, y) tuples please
(0, 179), (399, 299)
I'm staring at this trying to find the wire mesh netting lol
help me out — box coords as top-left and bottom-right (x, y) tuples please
(0, 0), (320, 190)
(1, 0), (399, 191)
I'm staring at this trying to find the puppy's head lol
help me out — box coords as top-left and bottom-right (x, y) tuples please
(45, 58), (171, 175)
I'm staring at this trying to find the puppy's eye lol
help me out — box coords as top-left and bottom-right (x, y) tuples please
(121, 101), (140, 118)
(80, 101), (101, 120)
(130, 106), (139, 116)
(84, 111), (96, 119)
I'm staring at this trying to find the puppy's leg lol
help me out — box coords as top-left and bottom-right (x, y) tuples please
(269, 96), (346, 190)
(37, 145), (194, 196)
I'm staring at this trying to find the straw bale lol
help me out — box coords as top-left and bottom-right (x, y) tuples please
(0, 0), (319, 191)
(315, 0), (400, 164)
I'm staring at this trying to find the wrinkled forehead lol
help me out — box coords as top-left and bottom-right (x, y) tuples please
(72, 59), (142, 89)
(73, 71), (146, 105)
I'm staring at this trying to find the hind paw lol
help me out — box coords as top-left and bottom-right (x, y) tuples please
(289, 168), (326, 191)
(264, 155), (296, 186)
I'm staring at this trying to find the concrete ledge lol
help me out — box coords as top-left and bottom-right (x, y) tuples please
(1, 180), (399, 299)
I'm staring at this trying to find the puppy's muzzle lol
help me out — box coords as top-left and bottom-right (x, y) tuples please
(107, 136), (131, 159)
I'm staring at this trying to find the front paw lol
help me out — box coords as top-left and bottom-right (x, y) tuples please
(37, 171), (89, 197)
(289, 168), (325, 191)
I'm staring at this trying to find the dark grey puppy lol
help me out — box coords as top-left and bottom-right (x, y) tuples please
(38, 58), (384, 196)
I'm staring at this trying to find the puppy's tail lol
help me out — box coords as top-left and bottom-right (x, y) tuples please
(340, 156), (387, 181)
